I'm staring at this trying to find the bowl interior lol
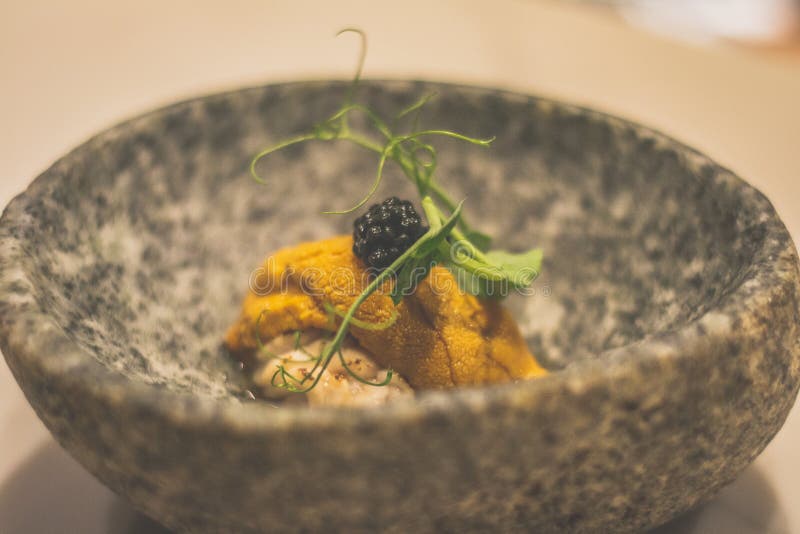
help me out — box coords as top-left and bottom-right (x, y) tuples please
(11, 80), (765, 399)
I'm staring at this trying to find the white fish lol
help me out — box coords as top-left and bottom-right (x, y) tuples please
(252, 331), (413, 407)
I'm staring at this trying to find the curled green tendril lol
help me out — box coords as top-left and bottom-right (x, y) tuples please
(290, 330), (319, 361)
(250, 134), (316, 184)
(270, 363), (311, 392)
(337, 28), (367, 107)
(337, 349), (394, 387)
(322, 142), (392, 215)
(394, 92), (437, 125)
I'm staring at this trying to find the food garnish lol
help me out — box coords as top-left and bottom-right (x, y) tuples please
(352, 196), (428, 270)
(232, 29), (544, 396)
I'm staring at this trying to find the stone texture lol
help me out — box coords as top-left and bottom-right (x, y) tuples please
(0, 80), (798, 533)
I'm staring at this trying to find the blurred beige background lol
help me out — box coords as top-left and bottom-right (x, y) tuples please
(1, 1), (799, 532)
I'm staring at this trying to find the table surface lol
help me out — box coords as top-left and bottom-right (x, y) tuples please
(1, 1), (798, 532)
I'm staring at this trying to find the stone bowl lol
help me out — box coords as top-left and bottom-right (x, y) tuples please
(1, 80), (798, 533)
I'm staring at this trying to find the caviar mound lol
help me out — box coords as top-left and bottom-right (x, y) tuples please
(352, 197), (428, 270)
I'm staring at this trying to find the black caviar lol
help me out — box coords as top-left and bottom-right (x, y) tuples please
(352, 197), (428, 270)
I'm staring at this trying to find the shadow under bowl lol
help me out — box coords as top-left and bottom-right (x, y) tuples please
(1, 80), (798, 533)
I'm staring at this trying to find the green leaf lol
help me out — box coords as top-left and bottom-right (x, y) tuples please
(484, 248), (543, 288)
(445, 248), (542, 299)
(464, 230), (492, 252)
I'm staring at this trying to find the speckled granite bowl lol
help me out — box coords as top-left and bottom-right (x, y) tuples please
(1, 80), (798, 533)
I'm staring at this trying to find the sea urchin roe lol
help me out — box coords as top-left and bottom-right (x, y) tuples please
(225, 235), (546, 390)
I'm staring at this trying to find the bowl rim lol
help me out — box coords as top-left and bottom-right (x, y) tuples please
(1, 78), (797, 434)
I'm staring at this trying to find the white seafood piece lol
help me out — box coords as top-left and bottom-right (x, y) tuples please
(252, 331), (413, 407)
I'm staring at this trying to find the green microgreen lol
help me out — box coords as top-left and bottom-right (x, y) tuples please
(291, 330), (319, 361)
(250, 28), (543, 394)
(337, 348), (394, 387)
